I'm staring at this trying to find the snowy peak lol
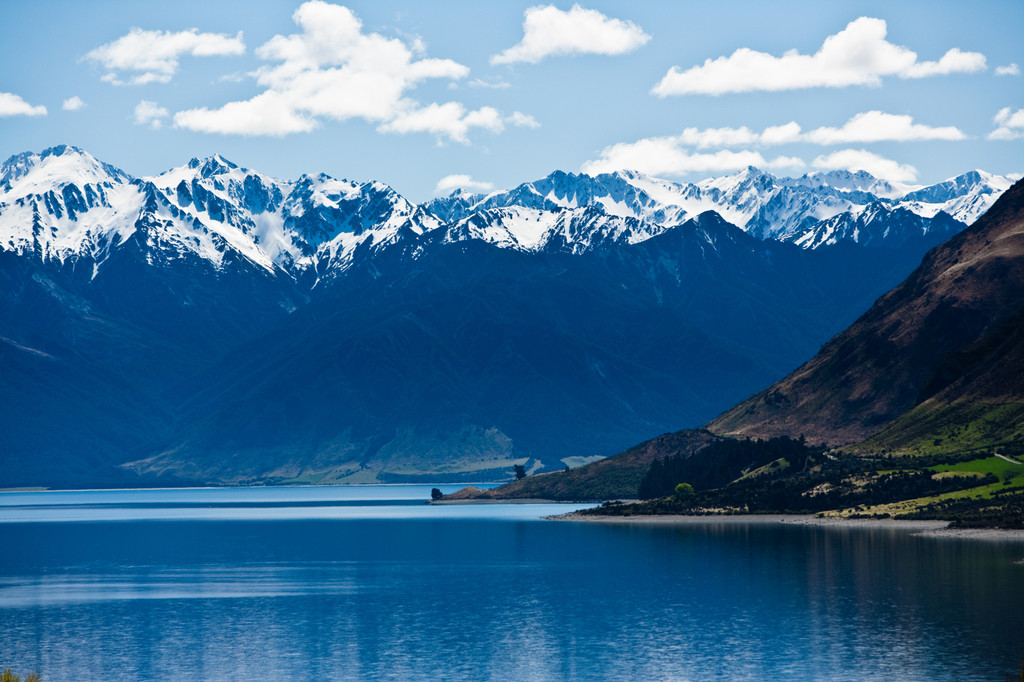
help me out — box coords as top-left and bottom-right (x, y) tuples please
(792, 204), (967, 250)
(903, 170), (1010, 203)
(436, 165), (1014, 249)
(0, 145), (131, 200)
(896, 170), (1013, 225)
(698, 166), (778, 196)
(281, 173), (441, 271)
(0, 146), (142, 266)
(146, 157), (441, 280)
(423, 188), (488, 223)
(152, 155), (288, 215)
(187, 153), (239, 178)
(785, 169), (907, 199)
(442, 204), (659, 254)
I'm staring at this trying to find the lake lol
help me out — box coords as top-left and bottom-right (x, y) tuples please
(1, 485), (1023, 681)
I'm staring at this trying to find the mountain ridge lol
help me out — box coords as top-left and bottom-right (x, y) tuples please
(0, 145), (1016, 487)
(3, 146), (1012, 284)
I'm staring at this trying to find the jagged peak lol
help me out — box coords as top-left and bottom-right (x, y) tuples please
(445, 187), (482, 199)
(186, 154), (241, 179)
(942, 168), (1010, 189)
(1, 145), (131, 197)
(696, 165), (778, 196)
(901, 169), (1015, 205)
(39, 144), (90, 160)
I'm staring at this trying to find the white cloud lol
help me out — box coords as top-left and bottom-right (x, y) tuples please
(469, 79), (511, 89)
(62, 96), (86, 111)
(86, 28), (245, 85)
(174, 91), (315, 136)
(435, 174), (495, 194)
(581, 135), (803, 177)
(812, 149), (918, 183)
(767, 156), (807, 170)
(900, 47), (986, 78)
(803, 111), (965, 144)
(583, 112), (964, 173)
(761, 122), (803, 146)
(676, 126), (761, 149)
(579, 110), (962, 179)
(174, 1), (503, 141)
(491, 4), (650, 65)
(652, 17), (986, 96)
(378, 103), (503, 143)
(216, 72), (247, 84)
(989, 107), (1024, 140)
(133, 100), (168, 129)
(508, 111), (540, 128)
(995, 63), (1021, 76)
(0, 92), (46, 117)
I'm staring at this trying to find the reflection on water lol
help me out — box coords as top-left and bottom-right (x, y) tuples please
(1, 487), (1023, 681)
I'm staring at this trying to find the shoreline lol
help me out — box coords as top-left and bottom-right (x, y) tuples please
(548, 512), (1024, 540)
(430, 498), (578, 505)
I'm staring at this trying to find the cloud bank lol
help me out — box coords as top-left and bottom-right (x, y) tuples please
(580, 111), (964, 183)
(653, 17), (985, 96)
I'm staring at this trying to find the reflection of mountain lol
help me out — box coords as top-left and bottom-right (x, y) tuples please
(0, 145), (1013, 486)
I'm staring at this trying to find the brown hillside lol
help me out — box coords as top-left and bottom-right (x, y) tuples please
(708, 179), (1024, 446)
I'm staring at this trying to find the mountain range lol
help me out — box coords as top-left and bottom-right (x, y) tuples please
(479, 176), (1024, 502)
(0, 145), (1014, 487)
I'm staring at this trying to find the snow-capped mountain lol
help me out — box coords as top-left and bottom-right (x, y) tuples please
(431, 166), (1013, 250)
(0, 145), (281, 276)
(0, 146), (444, 287)
(1, 146), (1013, 291)
(897, 170), (1013, 223)
(791, 204), (965, 250)
(147, 154), (441, 281)
(440, 204), (661, 254)
(4, 144), (1018, 488)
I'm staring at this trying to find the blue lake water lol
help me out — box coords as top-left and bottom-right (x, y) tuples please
(2, 485), (1023, 681)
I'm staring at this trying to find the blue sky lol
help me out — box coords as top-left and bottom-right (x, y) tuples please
(1, 0), (1022, 201)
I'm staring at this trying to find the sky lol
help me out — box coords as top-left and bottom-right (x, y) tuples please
(1, 0), (1022, 201)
